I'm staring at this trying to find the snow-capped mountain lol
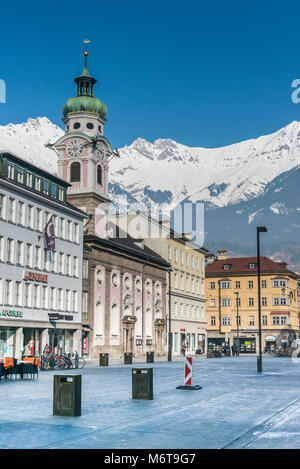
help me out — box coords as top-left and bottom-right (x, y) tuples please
(0, 117), (299, 270)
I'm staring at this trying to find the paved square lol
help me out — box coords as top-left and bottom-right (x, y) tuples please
(1, 356), (300, 449)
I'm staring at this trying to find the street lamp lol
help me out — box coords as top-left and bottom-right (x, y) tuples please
(257, 226), (268, 373)
(234, 292), (240, 356)
(168, 268), (172, 361)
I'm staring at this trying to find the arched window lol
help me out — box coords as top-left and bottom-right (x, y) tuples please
(70, 162), (81, 182)
(97, 165), (102, 185)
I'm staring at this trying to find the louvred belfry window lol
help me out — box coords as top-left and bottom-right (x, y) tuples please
(97, 165), (102, 185)
(70, 162), (81, 182)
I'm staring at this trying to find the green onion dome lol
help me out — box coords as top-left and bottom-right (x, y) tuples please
(62, 95), (107, 118)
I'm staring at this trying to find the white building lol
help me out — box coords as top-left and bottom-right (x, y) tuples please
(0, 152), (86, 360)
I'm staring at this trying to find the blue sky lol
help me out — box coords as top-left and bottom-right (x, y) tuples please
(1, 0), (300, 149)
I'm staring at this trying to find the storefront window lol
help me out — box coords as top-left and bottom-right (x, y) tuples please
(0, 329), (14, 358)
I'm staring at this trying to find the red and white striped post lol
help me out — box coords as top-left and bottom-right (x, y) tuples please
(184, 356), (193, 386)
(176, 355), (202, 390)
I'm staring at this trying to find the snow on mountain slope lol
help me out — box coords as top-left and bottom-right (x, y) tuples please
(0, 117), (300, 212)
(0, 117), (63, 175)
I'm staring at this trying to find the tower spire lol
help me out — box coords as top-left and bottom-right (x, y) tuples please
(83, 39), (90, 69)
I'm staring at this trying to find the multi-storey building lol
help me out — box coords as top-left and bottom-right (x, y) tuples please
(0, 152), (86, 360)
(114, 212), (207, 356)
(51, 51), (170, 358)
(205, 251), (300, 353)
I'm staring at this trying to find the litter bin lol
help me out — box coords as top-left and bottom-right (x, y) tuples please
(53, 375), (81, 417)
(132, 368), (153, 400)
(124, 352), (133, 364)
(99, 353), (109, 366)
(146, 351), (154, 363)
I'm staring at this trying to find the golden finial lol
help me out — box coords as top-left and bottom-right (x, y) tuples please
(83, 39), (90, 68)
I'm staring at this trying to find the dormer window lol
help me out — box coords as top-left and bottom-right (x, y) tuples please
(17, 167), (24, 184)
(249, 263), (256, 269)
(223, 264), (230, 270)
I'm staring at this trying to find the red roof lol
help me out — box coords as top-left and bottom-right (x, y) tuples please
(206, 256), (298, 278)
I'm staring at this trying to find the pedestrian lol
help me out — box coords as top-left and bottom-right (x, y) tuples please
(181, 344), (186, 357)
(231, 344), (235, 356)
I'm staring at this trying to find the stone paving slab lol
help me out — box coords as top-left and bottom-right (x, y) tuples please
(1, 356), (300, 449)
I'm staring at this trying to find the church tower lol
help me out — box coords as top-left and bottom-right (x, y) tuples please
(53, 44), (112, 235)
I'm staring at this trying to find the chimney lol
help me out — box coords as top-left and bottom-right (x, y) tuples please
(217, 250), (228, 261)
(183, 233), (193, 241)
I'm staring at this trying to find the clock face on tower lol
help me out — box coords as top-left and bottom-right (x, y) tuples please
(96, 141), (105, 161)
(67, 139), (84, 158)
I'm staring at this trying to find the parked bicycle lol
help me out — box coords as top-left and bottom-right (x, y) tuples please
(40, 352), (85, 370)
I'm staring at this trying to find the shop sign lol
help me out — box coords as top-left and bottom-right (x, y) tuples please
(24, 271), (48, 283)
(242, 328), (259, 332)
(1, 308), (23, 318)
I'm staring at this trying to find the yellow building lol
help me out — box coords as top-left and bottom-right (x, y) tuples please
(205, 251), (300, 353)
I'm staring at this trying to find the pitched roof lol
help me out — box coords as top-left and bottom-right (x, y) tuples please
(205, 256), (299, 278)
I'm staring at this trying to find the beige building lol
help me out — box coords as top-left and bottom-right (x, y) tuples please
(112, 212), (208, 356)
(205, 251), (300, 353)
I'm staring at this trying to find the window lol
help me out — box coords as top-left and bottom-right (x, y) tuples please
(180, 250), (184, 266)
(5, 280), (12, 305)
(235, 281), (240, 289)
(42, 286), (48, 309)
(74, 223), (79, 243)
(87, 122), (94, 129)
(236, 315), (241, 326)
(17, 167), (24, 183)
(26, 244), (33, 267)
(35, 176), (41, 191)
(25, 283), (31, 307)
(60, 218), (65, 238)
(262, 280), (267, 288)
(210, 282), (215, 289)
(43, 179), (49, 194)
(73, 257), (79, 277)
(186, 253), (189, 268)
(36, 209), (42, 232)
(221, 298), (231, 307)
(272, 297), (289, 306)
(74, 122), (81, 129)
(210, 298), (215, 307)
(196, 258), (199, 272)
(58, 289), (63, 310)
(249, 263), (256, 269)
(249, 297), (254, 306)
(67, 221), (72, 241)
(58, 187), (64, 202)
(50, 287), (56, 310)
(223, 264), (230, 270)
(28, 205), (34, 229)
(272, 279), (289, 288)
(0, 194), (5, 218)
(35, 246), (41, 269)
(72, 291), (78, 312)
(59, 253), (64, 274)
(26, 172), (33, 187)
(262, 297), (267, 306)
(33, 285), (40, 308)
(7, 239), (14, 263)
(51, 183), (57, 198)
(97, 165), (102, 185)
(235, 297), (241, 306)
(66, 290), (71, 311)
(248, 281), (254, 289)
(16, 241), (24, 265)
(8, 164), (14, 179)
(222, 317), (231, 326)
(167, 245), (172, 261)
(66, 255), (71, 276)
(191, 255), (194, 269)
(0, 236), (4, 262)
(15, 282), (22, 306)
(211, 316), (216, 326)
(82, 292), (88, 314)
(17, 201), (25, 226)
(272, 315), (289, 326)
(249, 316), (255, 326)
(220, 281), (231, 289)
(83, 259), (89, 279)
(263, 315), (267, 325)
(174, 248), (178, 263)
(8, 198), (16, 223)
(70, 162), (81, 182)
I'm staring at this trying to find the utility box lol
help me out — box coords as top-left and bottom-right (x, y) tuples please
(146, 351), (154, 363)
(124, 352), (133, 364)
(132, 368), (153, 400)
(99, 353), (109, 366)
(53, 375), (81, 417)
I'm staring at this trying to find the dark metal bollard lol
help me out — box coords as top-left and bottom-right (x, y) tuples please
(132, 368), (153, 400)
(146, 351), (154, 363)
(124, 352), (133, 364)
(53, 375), (81, 417)
(99, 353), (109, 366)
